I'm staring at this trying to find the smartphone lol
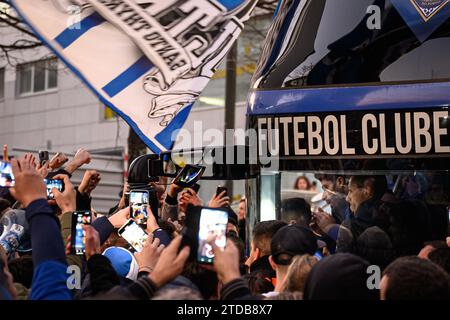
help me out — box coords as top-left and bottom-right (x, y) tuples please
(216, 185), (228, 197)
(130, 190), (149, 225)
(0, 161), (14, 187)
(44, 178), (64, 200)
(71, 211), (92, 255)
(191, 183), (201, 193)
(173, 164), (205, 188)
(38, 150), (49, 166)
(118, 219), (148, 252)
(197, 207), (229, 264)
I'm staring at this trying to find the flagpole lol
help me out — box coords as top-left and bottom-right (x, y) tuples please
(224, 41), (238, 197)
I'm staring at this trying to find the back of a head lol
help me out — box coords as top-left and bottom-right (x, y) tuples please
(270, 224), (318, 266)
(182, 261), (219, 299)
(303, 253), (378, 300)
(428, 248), (450, 275)
(383, 256), (450, 300)
(280, 198), (311, 227)
(281, 254), (318, 293)
(252, 220), (287, 256)
(350, 175), (388, 200)
(243, 273), (274, 296)
(355, 226), (394, 270)
(389, 200), (432, 256)
(0, 198), (11, 216)
(8, 255), (33, 289)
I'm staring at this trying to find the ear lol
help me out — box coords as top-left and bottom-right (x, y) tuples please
(268, 255), (277, 271)
(364, 185), (374, 198)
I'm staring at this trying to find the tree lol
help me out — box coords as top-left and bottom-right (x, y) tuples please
(0, 1), (43, 65)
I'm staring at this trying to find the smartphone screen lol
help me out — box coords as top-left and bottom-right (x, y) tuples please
(130, 190), (149, 225)
(197, 208), (228, 264)
(45, 179), (64, 200)
(71, 211), (92, 255)
(0, 161), (14, 187)
(174, 165), (205, 188)
(118, 219), (148, 252)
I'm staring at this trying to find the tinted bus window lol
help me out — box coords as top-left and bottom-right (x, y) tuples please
(252, 0), (450, 89)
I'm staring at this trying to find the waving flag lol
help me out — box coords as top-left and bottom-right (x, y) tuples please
(10, 0), (257, 153)
(391, 0), (450, 42)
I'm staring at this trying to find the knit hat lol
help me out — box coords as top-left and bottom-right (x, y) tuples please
(303, 253), (378, 300)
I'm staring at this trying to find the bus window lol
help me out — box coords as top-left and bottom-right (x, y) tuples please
(252, 0), (450, 89)
(275, 171), (449, 240)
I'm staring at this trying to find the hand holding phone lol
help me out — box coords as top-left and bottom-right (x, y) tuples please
(38, 150), (49, 166)
(0, 161), (14, 187)
(173, 165), (205, 188)
(197, 208), (228, 264)
(118, 219), (148, 252)
(130, 190), (150, 225)
(216, 185), (227, 197)
(45, 178), (64, 200)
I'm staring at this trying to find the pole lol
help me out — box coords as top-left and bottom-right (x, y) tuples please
(224, 41), (238, 197)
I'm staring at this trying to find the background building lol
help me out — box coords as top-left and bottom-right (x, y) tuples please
(0, 4), (272, 210)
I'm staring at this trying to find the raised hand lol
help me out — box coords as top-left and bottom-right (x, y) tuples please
(208, 191), (230, 208)
(108, 206), (130, 228)
(78, 170), (101, 196)
(148, 236), (190, 288)
(10, 156), (47, 207)
(83, 225), (101, 260)
(179, 188), (203, 207)
(51, 174), (76, 213)
(48, 152), (68, 170)
(208, 237), (240, 285)
(134, 233), (165, 274)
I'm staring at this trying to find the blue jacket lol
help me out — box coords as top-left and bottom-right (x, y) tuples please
(26, 199), (72, 300)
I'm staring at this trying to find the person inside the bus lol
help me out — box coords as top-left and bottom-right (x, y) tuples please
(312, 175), (388, 253)
(280, 197), (311, 227)
(293, 176), (311, 191)
(317, 174), (349, 224)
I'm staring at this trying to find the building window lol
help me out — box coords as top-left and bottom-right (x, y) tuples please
(16, 58), (58, 96)
(103, 105), (118, 120)
(0, 67), (4, 100)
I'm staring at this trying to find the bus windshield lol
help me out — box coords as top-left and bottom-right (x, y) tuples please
(252, 0), (450, 89)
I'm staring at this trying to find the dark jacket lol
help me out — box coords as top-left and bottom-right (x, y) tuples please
(26, 199), (72, 300)
(75, 254), (120, 299)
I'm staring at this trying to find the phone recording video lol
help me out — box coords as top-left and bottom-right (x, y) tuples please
(197, 208), (228, 264)
(216, 185), (227, 197)
(130, 190), (149, 225)
(45, 178), (64, 200)
(71, 211), (92, 255)
(0, 161), (14, 187)
(118, 219), (148, 252)
(173, 165), (205, 188)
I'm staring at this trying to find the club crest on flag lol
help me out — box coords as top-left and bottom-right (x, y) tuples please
(10, 0), (257, 153)
(392, 0), (450, 42)
(410, 0), (450, 21)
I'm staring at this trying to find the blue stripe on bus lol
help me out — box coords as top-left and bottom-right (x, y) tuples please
(102, 56), (154, 98)
(247, 82), (450, 115)
(55, 12), (105, 49)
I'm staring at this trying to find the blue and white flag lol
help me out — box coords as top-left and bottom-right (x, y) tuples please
(10, 0), (257, 153)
